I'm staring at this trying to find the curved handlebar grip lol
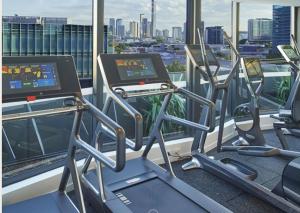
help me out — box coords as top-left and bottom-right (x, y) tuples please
(80, 98), (126, 172)
(110, 93), (144, 151)
(177, 88), (216, 132)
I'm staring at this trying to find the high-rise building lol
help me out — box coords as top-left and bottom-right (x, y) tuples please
(205, 26), (224, 44)
(183, 22), (186, 42)
(129, 21), (139, 38)
(41, 17), (68, 25)
(2, 19), (93, 78)
(116, 18), (125, 39)
(109, 18), (116, 35)
(151, 0), (156, 38)
(156, 29), (162, 37)
(142, 18), (151, 38)
(172, 27), (182, 41)
(118, 25), (125, 39)
(163, 29), (169, 39)
(248, 18), (272, 42)
(272, 5), (291, 53)
(2, 15), (67, 25)
(239, 31), (248, 41)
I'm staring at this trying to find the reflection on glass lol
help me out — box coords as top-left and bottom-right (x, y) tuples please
(234, 105), (254, 131)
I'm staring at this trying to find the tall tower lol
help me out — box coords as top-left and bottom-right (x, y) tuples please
(272, 5), (291, 53)
(151, 0), (156, 38)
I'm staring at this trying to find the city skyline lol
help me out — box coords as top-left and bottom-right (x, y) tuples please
(4, 0), (275, 33)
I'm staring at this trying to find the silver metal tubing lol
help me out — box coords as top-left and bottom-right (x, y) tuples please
(123, 88), (175, 98)
(164, 115), (210, 132)
(82, 98), (126, 172)
(27, 104), (45, 155)
(103, 92), (144, 151)
(2, 106), (81, 122)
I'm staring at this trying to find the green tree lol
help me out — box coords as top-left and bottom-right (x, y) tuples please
(166, 60), (186, 73)
(114, 43), (128, 54)
(156, 36), (165, 44)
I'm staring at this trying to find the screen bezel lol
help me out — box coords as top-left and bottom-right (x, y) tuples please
(99, 53), (171, 88)
(3, 62), (62, 95)
(3, 56), (82, 103)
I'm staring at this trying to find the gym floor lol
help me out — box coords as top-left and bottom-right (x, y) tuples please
(170, 130), (299, 213)
(72, 130), (299, 213)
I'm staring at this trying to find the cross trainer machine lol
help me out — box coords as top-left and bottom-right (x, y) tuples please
(80, 53), (231, 212)
(223, 34), (300, 157)
(182, 28), (300, 212)
(273, 41), (300, 149)
(225, 56), (300, 158)
(2, 56), (126, 213)
(182, 29), (257, 176)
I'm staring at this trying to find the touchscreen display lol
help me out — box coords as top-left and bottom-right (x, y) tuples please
(2, 63), (61, 94)
(281, 45), (300, 61)
(244, 58), (263, 77)
(189, 46), (217, 66)
(115, 58), (158, 81)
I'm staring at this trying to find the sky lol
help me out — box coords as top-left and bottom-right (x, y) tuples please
(3, 0), (275, 33)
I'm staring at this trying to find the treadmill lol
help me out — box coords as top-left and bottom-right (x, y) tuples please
(2, 56), (126, 213)
(81, 53), (231, 212)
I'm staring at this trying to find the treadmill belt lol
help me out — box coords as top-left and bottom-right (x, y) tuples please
(114, 178), (208, 213)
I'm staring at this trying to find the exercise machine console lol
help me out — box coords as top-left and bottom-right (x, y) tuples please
(80, 53), (231, 213)
(2, 56), (126, 213)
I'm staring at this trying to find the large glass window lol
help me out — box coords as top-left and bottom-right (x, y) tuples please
(2, 0), (93, 80)
(200, 0), (234, 123)
(103, 0), (188, 139)
(238, 3), (293, 113)
(2, 0), (93, 185)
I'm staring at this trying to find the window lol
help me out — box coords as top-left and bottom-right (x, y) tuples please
(2, 0), (93, 80)
(2, 0), (94, 185)
(200, 0), (234, 123)
(103, 0), (188, 139)
(238, 3), (293, 113)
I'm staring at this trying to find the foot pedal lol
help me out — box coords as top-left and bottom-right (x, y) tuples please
(238, 146), (280, 157)
(219, 158), (257, 180)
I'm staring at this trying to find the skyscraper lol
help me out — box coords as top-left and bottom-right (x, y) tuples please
(142, 18), (151, 38)
(3, 16), (92, 78)
(248, 18), (272, 42)
(205, 26), (224, 44)
(172, 27), (182, 41)
(109, 18), (115, 35)
(129, 21), (139, 38)
(2, 15), (67, 25)
(116, 18), (125, 39)
(183, 22), (186, 42)
(151, 0), (156, 38)
(272, 5), (291, 53)
(156, 29), (162, 37)
(163, 29), (169, 39)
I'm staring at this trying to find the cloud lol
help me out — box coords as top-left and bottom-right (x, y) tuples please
(3, 0), (275, 32)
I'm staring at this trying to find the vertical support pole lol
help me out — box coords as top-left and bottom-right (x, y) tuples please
(186, 0), (202, 126)
(292, 7), (300, 47)
(231, 1), (240, 114)
(93, 0), (104, 109)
